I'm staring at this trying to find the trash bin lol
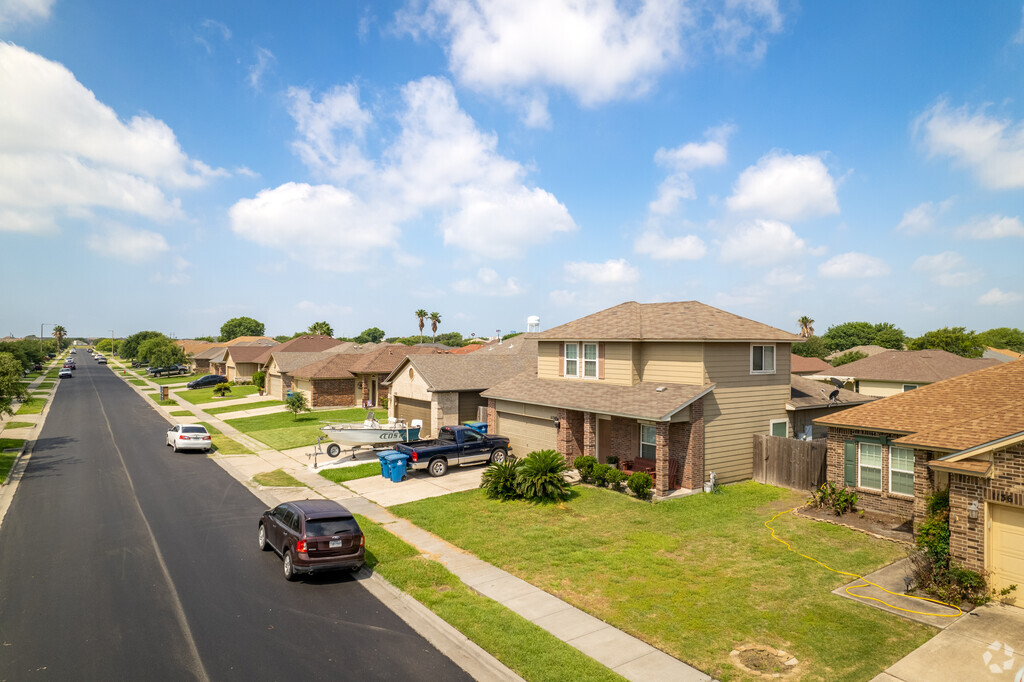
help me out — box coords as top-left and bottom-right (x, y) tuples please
(385, 452), (409, 483)
(378, 450), (397, 479)
(464, 421), (487, 434)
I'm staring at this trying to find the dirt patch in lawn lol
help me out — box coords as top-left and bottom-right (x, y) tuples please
(796, 506), (914, 545)
(730, 644), (799, 677)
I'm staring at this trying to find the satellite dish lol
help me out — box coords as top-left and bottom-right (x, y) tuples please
(828, 389), (841, 406)
(830, 377), (845, 389)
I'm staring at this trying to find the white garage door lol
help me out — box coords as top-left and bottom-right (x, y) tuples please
(268, 374), (281, 398)
(990, 504), (1024, 595)
(497, 412), (557, 458)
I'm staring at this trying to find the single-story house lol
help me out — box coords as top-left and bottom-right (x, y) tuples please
(258, 336), (343, 396)
(217, 345), (274, 382)
(812, 349), (999, 398)
(814, 359), (1024, 594)
(286, 345), (437, 408)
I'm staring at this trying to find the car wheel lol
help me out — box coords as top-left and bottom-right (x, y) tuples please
(428, 458), (448, 477)
(258, 524), (270, 551)
(326, 443), (341, 458)
(489, 448), (507, 464)
(283, 551), (298, 581)
(171, 440), (178, 453)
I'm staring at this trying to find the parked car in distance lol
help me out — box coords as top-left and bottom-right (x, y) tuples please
(32, 363), (43, 371)
(149, 365), (189, 377)
(187, 374), (226, 390)
(58, 368), (72, 379)
(258, 500), (365, 581)
(97, 357), (107, 364)
(63, 361), (75, 370)
(165, 424), (213, 453)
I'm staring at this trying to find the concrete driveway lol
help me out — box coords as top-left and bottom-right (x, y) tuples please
(874, 602), (1024, 681)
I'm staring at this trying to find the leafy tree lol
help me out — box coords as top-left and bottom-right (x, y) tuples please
(977, 327), (1024, 353)
(0, 352), (28, 416)
(822, 321), (905, 353)
(274, 335), (292, 343)
(791, 335), (827, 359)
(51, 325), (67, 351)
(797, 316), (815, 339)
(429, 312), (442, 343)
(501, 332), (522, 342)
(414, 309), (428, 343)
(907, 327), (984, 358)
(307, 321), (334, 337)
(285, 391), (311, 420)
(136, 336), (184, 367)
(219, 316), (265, 342)
(355, 327), (385, 344)
(830, 350), (868, 367)
(192, 335), (216, 342)
(94, 338), (122, 354)
(121, 331), (163, 360)
(872, 322), (906, 350)
(434, 331), (465, 347)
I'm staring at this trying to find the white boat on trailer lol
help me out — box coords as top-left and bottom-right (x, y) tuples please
(319, 411), (421, 457)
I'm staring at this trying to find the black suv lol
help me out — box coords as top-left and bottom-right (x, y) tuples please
(186, 374), (226, 390)
(258, 500), (365, 581)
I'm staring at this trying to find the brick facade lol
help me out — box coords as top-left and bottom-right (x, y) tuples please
(825, 427), (917, 519)
(310, 378), (356, 407)
(556, 409), (584, 461)
(949, 446), (1024, 573)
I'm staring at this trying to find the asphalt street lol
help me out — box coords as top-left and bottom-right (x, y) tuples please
(0, 357), (473, 681)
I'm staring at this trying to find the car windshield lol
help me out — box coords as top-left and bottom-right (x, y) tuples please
(182, 426), (208, 435)
(304, 517), (359, 537)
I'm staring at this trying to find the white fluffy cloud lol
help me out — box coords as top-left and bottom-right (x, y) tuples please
(649, 124), (733, 215)
(956, 214), (1024, 239)
(84, 224), (170, 262)
(0, 0), (53, 27)
(978, 288), (1023, 305)
(564, 258), (640, 284)
(727, 152), (839, 221)
(818, 252), (890, 279)
(452, 268), (521, 296)
(717, 219), (811, 265)
(232, 77), (576, 268)
(896, 199), (953, 234)
(911, 251), (980, 287)
(915, 100), (1024, 190)
(634, 230), (707, 260)
(0, 43), (224, 234)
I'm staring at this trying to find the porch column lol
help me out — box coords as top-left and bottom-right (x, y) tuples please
(656, 421), (670, 497)
(583, 412), (597, 458)
(556, 408), (572, 460)
(680, 397), (705, 489)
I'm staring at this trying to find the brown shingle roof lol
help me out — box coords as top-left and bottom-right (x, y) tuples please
(790, 354), (831, 374)
(193, 345), (228, 360)
(227, 346), (272, 363)
(269, 351), (338, 373)
(824, 344), (890, 361)
(536, 301), (800, 342)
(815, 359), (1024, 452)
(482, 371), (714, 421)
(253, 335), (340, 365)
(812, 350), (998, 384)
(225, 336), (276, 346)
(788, 374), (875, 410)
(291, 354), (358, 380)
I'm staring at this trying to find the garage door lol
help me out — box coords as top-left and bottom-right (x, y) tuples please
(990, 504), (1024, 594)
(497, 412), (556, 457)
(396, 397), (432, 436)
(268, 374), (281, 399)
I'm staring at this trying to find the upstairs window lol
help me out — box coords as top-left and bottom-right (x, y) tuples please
(583, 343), (598, 378)
(751, 344), (776, 374)
(564, 343), (579, 377)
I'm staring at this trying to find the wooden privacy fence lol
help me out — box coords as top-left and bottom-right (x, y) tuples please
(752, 435), (827, 491)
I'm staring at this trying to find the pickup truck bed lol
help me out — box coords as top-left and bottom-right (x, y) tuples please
(394, 425), (511, 477)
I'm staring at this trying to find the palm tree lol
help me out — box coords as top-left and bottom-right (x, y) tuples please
(797, 316), (815, 339)
(415, 309), (428, 343)
(51, 324), (67, 351)
(429, 312), (441, 343)
(307, 321), (333, 337)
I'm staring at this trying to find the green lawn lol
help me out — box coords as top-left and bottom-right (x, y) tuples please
(151, 374), (196, 385)
(197, 421), (221, 435)
(129, 379), (147, 386)
(15, 397), (45, 415)
(226, 406), (375, 450)
(37, 381), (54, 389)
(169, 410), (193, 417)
(358, 515), (622, 682)
(318, 461), (381, 483)
(178, 385), (259, 405)
(205, 399), (285, 415)
(2, 421), (35, 430)
(147, 392), (178, 407)
(253, 469), (306, 487)
(390, 482), (934, 682)
(211, 434), (252, 455)
(0, 438), (25, 483)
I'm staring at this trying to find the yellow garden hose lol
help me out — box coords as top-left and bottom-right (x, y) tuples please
(765, 508), (962, 618)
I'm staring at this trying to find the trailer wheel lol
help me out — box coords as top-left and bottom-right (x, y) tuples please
(326, 443), (341, 458)
(428, 458), (448, 477)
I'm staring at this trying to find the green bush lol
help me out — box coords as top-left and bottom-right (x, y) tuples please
(915, 509), (951, 565)
(573, 455), (597, 481)
(480, 458), (523, 501)
(926, 488), (949, 516)
(252, 370), (266, 391)
(591, 463), (613, 487)
(606, 455), (619, 467)
(213, 382), (232, 397)
(606, 468), (627, 492)
(516, 450), (570, 502)
(809, 481), (858, 515)
(627, 471), (653, 499)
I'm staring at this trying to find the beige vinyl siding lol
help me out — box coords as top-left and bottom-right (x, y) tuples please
(603, 342), (633, 385)
(388, 362), (432, 402)
(537, 341), (561, 378)
(856, 380), (918, 398)
(496, 412), (557, 456)
(494, 399), (557, 420)
(631, 342), (642, 384)
(639, 342), (704, 385)
(702, 342), (791, 483)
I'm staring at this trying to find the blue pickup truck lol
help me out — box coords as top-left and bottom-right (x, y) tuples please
(393, 425), (511, 477)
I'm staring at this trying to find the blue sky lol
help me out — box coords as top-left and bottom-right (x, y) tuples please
(1, 1), (1022, 341)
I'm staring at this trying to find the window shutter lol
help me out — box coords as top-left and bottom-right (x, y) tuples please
(598, 343), (605, 379)
(843, 440), (857, 487)
(559, 343), (565, 377)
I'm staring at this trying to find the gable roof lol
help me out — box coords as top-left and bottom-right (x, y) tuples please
(290, 345), (438, 380)
(268, 351), (338, 373)
(536, 301), (800, 342)
(985, 347), (1023, 362)
(225, 336), (276, 346)
(824, 344), (890, 361)
(790, 354), (831, 374)
(815, 359), (1024, 453)
(383, 335), (539, 391)
(252, 335), (340, 365)
(787, 374), (876, 411)
(812, 349), (998, 384)
(226, 345), (271, 363)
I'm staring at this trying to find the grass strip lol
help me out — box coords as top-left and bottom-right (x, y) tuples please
(177, 385), (259, 405)
(211, 434), (252, 455)
(253, 469), (306, 487)
(150, 374), (196, 385)
(37, 382), (54, 389)
(15, 398), (45, 415)
(205, 400), (285, 415)
(227, 407), (376, 450)
(0, 439), (26, 483)
(197, 421), (222, 435)
(157, 399), (177, 406)
(2, 421), (35, 429)
(169, 410), (193, 417)
(129, 379), (147, 386)
(357, 515), (622, 682)
(319, 461), (381, 483)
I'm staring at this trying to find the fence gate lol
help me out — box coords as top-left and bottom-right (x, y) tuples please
(752, 435), (827, 491)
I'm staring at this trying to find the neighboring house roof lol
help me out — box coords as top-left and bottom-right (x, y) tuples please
(812, 350), (999, 384)
(347, 345), (436, 374)
(787, 374), (875, 411)
(790, 354), (831, 374)
(536, 301), (800, 342)
(225, 336), (276, 346)
(985, 347), (1023, 362)
(383, 335), (539, 392)
(824, 345), (889, 361)
(226, 346), (271, 363)
(482, 371), (714, 422)
(269, 351), (338, 373)
(447, 343), (486, 354)
(814, 359), (1024, 453)
(177, 340), (217, 355)
(323, 341), (387, 355)
(193, 345), (229, 361)
(291, 354), (358, 380)
(252, 335), (340, 365)
(291, 346), (437, 380)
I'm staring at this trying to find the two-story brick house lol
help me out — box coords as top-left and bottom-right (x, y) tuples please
(481, 301), (800, 496)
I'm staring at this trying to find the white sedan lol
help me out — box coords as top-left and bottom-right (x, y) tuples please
(166, 424), (213, 453)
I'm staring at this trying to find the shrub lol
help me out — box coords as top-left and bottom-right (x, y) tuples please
(926, 488), (949, 516)
(252, 370), (266, 391)
(480, 457), (523, 501)
(515, 450), (570, 502)
(213, 382), (232, 397)
(285, 392), (311, 421)
(627, 471), (653, 499)
(606, 455), (619, 467)
(380, 395), (388, 409)
(606, 468), (627, 492)
(573, 455), (597, 481)
(591, 463), (612, 487)
(809, 481), (857, 515)
(915, 508), (951, 565)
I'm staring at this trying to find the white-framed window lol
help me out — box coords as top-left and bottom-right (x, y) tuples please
(890, 447), (915, 496)
(902, 384), (918, 392)
(564, 342), (579, 377)
(858, 442), (882, 490)
(583, 343), (598, 378)
(751, 344), (776, 374)
(770, 419), (788, 437)
(640, 424), (657, 459)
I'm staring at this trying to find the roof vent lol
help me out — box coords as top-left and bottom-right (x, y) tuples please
(655, 386), (667, 392)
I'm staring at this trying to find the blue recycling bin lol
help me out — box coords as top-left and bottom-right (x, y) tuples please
(385, 452), (409, 483)
(464, 421), (488, 434)
(378, 450), (396, 479)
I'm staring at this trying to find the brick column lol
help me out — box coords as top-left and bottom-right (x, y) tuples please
(681, 397), (705, 490)
(583, 412), (597, 458)
(556, 408), (572, 461)
(656, 422), (670, 497)
(487, 399), (496, 429)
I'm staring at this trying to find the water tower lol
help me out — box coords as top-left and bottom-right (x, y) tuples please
(526, 316), (540, 333)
